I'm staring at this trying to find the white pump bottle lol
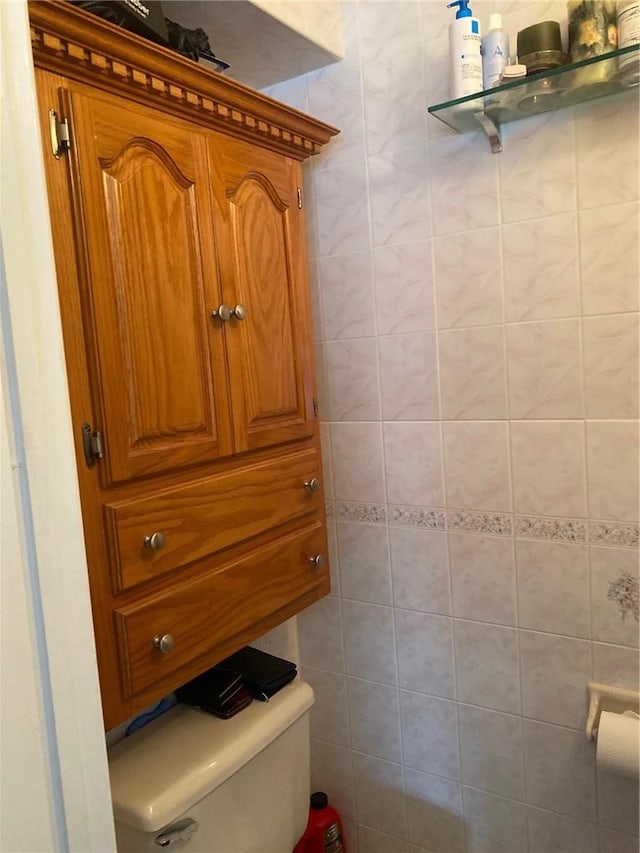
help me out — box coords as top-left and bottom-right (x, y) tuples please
(447, 0), (483, 100)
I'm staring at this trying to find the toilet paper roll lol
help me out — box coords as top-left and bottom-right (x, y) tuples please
(596, 711), (640, 780)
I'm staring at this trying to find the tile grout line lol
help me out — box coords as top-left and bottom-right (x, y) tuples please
(573, 100), (601, 835)
(423, 19), (465, 836)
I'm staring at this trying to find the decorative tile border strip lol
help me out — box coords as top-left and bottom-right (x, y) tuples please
(329, 504), (640, 548)
(448, 510), (513, 537)
(515, 515), (587, 543)
(590, 520), (640, 549)
(389, 505), (446, 530)
(334, 502), (387, 525)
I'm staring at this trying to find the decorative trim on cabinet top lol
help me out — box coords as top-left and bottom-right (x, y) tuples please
(29, 1), (339, 161)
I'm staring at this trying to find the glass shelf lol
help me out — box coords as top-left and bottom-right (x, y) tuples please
(428, 44), (639, 152)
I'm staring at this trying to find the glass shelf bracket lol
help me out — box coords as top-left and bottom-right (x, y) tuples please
(428, 44), (639, 152)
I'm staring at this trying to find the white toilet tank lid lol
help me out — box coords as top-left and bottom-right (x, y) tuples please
(108, 680), (314, 833)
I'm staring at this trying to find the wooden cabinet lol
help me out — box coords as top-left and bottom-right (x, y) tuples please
(64, 87), (234, 485)
(30, 1), (338, 729)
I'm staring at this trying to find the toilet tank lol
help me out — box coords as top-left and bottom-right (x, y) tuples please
(110, 681), (314, 853)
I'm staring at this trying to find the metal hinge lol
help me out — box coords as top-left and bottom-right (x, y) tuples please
(49, 109), (71, 159)
(297, 187), (303, 209)
(313, 397), (319, 417)
(81, 423), (104, 468)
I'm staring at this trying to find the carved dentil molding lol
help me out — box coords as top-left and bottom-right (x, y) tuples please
(29, 1), (338, 161)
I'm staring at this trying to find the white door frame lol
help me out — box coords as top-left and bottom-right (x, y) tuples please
(1, 0), (115, 848)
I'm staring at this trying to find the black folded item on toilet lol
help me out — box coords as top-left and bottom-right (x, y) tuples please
(216, 646), (297, 701)
(175, 666), (252, 718)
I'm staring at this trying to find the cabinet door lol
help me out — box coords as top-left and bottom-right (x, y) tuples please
(67, 90), (233, 485)
(211, 138), (316, 452)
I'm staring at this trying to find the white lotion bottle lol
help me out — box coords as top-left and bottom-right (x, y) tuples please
(481, 13), (509, 88)
(447, 0), (483, 99)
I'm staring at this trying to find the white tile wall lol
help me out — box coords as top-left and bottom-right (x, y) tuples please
(378, 332), (439, 420)
(439, 325), (507, 419)
(352, 752), (407, 839)
(373, 241), (436, 335)
(454, 620), (521, 714)
(580, 203), (640, 316)
(463, 787), (528, 853)
(527, 806), (598, 853)
(325, 337), (381, 421)
(583, 314), (640, 419)
(434, 228), (503, 328)
(405, 767), (465, 851)
(319, 251), (375, 340)
(506, 319), (584, 419)
(400, 689), (460, 779)
(598, 828), (640, 853)
(337, 521), (391, 605)
(449, 533), (516, 625)
(523, 720), (597, 823)
(395, 609), (455, 698)
(343, 599), (398, 683)
(502, 213), (580, 322)
(347, 677), (402, 761)
(498, 110), (576, 223)
(458, 704), (524, 799)
(444, 421), (512, 512)
(511, 421), (587, 517)
(269, 2), (639, 850)
(389, 527), (451, 613)
(516, 540), (590, 638)
(519, 633), (592, 727)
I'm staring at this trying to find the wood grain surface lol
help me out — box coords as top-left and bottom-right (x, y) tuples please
(31, 4), (335, 729)
(69, 87), (234, 484)
(106, 448), (322, 591)
(115, 520), (328, 696)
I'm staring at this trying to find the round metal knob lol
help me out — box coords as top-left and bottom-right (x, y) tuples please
(153, 633), (176, 654)
(211, 304), (231, 322)
(308, 554), (325, 568)
(144, 531), (166, 551)
(304, 478), (321, 493)
(231, 304), (247, 321)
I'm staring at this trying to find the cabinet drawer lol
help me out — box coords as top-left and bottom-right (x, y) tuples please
(114, 520), (327, 697)
(105, 449), (322, 592)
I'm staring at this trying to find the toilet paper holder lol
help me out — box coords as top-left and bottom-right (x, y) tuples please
(585, 681), (640, 741)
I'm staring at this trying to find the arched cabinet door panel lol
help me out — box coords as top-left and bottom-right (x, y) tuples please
(68, 90), (233, 485)
(213, 138), (316, 452)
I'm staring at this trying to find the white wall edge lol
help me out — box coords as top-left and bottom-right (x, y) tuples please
(0, 0), (115, 849)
